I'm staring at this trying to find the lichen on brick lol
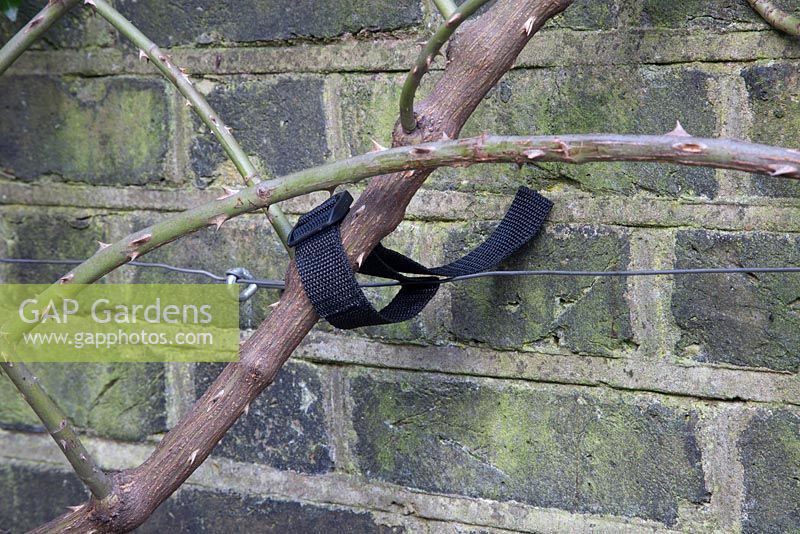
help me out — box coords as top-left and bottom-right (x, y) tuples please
(350, 371), (708, 526)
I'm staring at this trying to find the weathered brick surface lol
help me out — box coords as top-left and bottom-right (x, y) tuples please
(338, 67), (719, 197)
(549, 0), (621, 30)
(112, 212), (287, 329)
(190, 77), (328, 185)
(639, 0), (762, 29)
(0, 1), (114, 49)
(460, 67), (719, 197)
(450, 224), (633, 354)
(117, 0), (422, 47)
(0, 464), (87, 533)
(672, 230), (800, 372)
(0, 76), (170, 185)
(0, 361), (165, 441)
(3, 3), (800, 533)
(741, 63), (800, 198)
(349, 371), (708, 526)
(139, 487), (403, 533)
(0, 208), (107, 284)
(739, 410), (800, 534)
(195, 360), (333, 473)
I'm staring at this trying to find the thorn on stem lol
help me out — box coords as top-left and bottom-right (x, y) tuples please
(370, 138), (387, 152)
(83, 0), (96, 6)
(188, 449), (199, 466)
(768, 164), (798, 176)
(138, 49), (149, 62)
(243, 403), (250, 416)
(209, 214), (228, 231)
(524, 149), (546, 160)
(667, 121), (691, 137)
(523, 17), (535, 36)
(216, 186), (240, 200)
(356, 253), (366, 268)
(354, 204), (366, 217)
(97, 241), (111, 251)
(58, 273), (75, 284)
(412, 146), (434, 155)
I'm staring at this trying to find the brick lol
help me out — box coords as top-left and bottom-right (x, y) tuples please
(0, 463), (87, 532)
(549, 0), (621, 30)
(741, 63), (800, 198)
(117, 0), (422, 47)
(0, 361), (166, 441)
(349, 371), (708, 526)
(739, 410), (800, 534)
(195, 360), (333, 474)
(639, 0), (761, 30)
(459, 67), (719, 197)
(338, 67), (719, 197)
(190, 77), (328, 184)
(0, 208), (106, 284)
(672, 230), (800, 372)
(0, 76), (170, 185)
(0, 1), (114, 50)
(450, 224), (633, 354)
(140, 487), (403, 532)
(110, 212), (288, 330)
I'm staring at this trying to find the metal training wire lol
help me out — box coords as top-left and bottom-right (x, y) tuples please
(2, 257), (799, 296)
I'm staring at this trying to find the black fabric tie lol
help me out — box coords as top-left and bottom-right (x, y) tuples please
(289, 187), (553, 330)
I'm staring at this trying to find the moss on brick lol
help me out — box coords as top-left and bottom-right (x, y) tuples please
(741, 63), (800, 198)
(0, 77), (170, 185)
(640, 0), (761, 29)
(350, 371), (708, 526)
(0, 362), (165, 441)
(1, 208), (107, 283)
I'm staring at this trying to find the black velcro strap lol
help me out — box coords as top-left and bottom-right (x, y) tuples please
(290, 187), (552, 330)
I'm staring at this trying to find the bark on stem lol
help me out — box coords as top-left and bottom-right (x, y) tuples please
(747, 0), (800, 36)
(29, 0), (800, 531)
(0, 0), (81, 75)
(32, 1), (575, 530)
(88, 0), (294, 251)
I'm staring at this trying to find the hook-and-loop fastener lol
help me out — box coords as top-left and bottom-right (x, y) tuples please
(291, 187), (553, 330)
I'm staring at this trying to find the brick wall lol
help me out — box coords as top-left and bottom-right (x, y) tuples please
(1, 0), (799, 532)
